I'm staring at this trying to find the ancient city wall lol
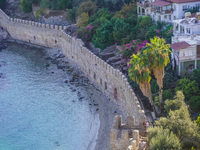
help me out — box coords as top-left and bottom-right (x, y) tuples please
(0, 9), (145, 124)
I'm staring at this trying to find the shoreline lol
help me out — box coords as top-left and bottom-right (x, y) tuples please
(3, 40), (125, 150)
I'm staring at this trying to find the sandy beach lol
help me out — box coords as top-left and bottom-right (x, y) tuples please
(44, 46), (125, 150)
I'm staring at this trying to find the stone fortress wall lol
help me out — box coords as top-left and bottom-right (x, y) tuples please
(0, 9), (146, 125)
(110, 115), (147, 150)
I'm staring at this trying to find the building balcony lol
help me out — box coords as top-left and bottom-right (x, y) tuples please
(137, 2), (150, 8)
(151, 8), (173, 14)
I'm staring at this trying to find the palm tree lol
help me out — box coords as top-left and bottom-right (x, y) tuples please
(143, 37), (171, 109)
(128, 52), (155, 111)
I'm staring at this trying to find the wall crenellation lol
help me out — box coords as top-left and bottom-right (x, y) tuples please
(110, 115), (147, 150)
(0, 9), (145, 125)
(7, 15), (69, 31)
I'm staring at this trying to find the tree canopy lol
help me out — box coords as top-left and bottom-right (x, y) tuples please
(149, 91), (200, 149)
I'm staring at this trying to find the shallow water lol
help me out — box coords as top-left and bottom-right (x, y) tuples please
(0, 43), (99, 150)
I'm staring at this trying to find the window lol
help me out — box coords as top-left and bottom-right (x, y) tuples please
(186, 28), (191, 34)
(169, 15), (171, 20)
(94, 73), (96, 80)
(182, 5), (187, 11)
(164, 15), (167, 19)
(167, 5), (171, 10)
(195, 4), (200, 8)
(162, 6), (167, 11)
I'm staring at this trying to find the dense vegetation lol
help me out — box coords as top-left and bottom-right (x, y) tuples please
(20, 0), (132, 13)
(148, 91), (200, 149)
(76, 3), (173, 50)
(20, 0), (73, 12)
(0, 0), (6, 10)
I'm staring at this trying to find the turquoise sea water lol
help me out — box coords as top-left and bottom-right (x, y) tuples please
(0, 44), (98, 150)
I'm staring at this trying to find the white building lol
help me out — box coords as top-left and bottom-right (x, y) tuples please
(137, 0), (200, 23)
(173, 12), (200, 35)
(171, 12), (200, 75)
(173, 0), (200, 20)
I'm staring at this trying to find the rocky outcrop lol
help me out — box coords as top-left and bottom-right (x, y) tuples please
(0, 27), (9, 50)
(36, 9), (71, 26)
(99, 45), (128, 73)
(0, 27), (9, 41)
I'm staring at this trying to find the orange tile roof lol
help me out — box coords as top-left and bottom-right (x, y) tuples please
(151, 0), (172, 7)
(171, 41), (191, 51)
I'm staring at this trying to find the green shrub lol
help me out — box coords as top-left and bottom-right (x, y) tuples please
(94, 0), (124, 11)
(154, 96), (159, 106)
(35, 8), (43, 20)
(0, 0), (6, 10)
(55, 0), (72, 9)
(77, 24), (95, 42)
(191, 69), (200, 87)
(113, 18), (129, 43)
(196, 116), (200, 126)
(190, 96), (200, 112)
(148, 127), (181, 150)
(32, 0), (41, 4)
(67, 7), (77, 23)
(20, 0), (32, 13)
(92, 19), (114, 50)
(162, 89), (173, 101)
(88, 8), (112, 27)
(175, 78), (199, 100)
(40, 0), (50, 9)
(77, 0), (96, 17)
(164, 91), (185, 113)
(77, 12), (89, 27)
(156, 91), (200, 148)
(137, 16), (154, 29)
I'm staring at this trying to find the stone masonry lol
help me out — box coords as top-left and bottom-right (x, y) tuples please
(0, 9), (145, 124)
(110, 115), (148, 150)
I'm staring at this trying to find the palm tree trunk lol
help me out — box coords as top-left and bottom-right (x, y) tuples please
(159, 87), (163, 110)
(149, 93), (156, 113)
(153, 67), (164, 111)
(139, 82), (156, 113)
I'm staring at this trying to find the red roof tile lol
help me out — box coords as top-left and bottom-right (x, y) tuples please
(166, 0), (200, 3)
(171, 41), (190, 51)
(151, 0), (172, 7)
